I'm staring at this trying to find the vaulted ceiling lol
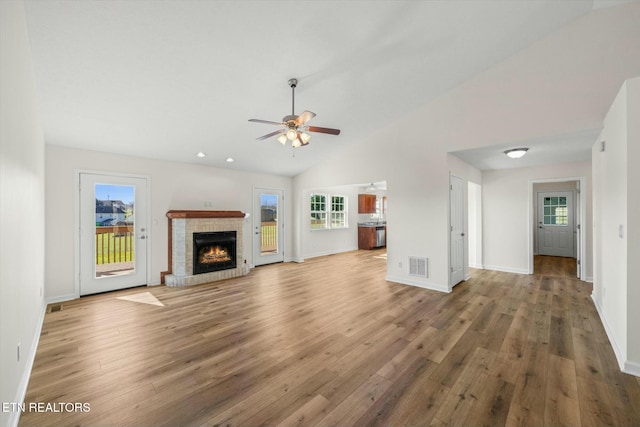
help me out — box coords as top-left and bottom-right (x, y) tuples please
(22, 0), (634, 176)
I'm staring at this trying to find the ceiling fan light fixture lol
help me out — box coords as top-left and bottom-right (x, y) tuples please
(300, 132), (311, 143)
(277, 134), (287, 145)
(504, 148), (528, 159)
(286, 129), (298, 141)
(292, 138), (302, 148)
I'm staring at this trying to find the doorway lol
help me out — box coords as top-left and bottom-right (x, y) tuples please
(450, 174), (465, 286)
(530, 178), (585, 279)
(253, 187), (284, 266)
(78, 172), (149, 296)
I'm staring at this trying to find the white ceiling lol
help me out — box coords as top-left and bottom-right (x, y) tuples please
(450, 128), (601, 170)
(22, 1), (621, 176)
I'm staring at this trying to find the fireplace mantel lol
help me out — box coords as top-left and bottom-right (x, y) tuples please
(162, 210), (249, 286)
(166, 210), (245, 219)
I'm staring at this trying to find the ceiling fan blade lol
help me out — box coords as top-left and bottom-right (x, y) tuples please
(249, 118), (284, 126)
(294, 110), (316, 125)
(256, 129), (285, 140)
(308, 126), (341, 135)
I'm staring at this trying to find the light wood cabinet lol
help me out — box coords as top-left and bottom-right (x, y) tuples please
(358, 194), (376, 214)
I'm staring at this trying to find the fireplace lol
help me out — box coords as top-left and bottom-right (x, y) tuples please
(163, 210), (248, 287)
(193, 231), (236, 274)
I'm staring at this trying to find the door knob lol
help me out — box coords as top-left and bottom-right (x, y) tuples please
(461, 233), (465, 237)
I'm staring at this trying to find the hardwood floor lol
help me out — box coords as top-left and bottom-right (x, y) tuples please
(21, 250), (640, 426)
(534, 255), (577, 278)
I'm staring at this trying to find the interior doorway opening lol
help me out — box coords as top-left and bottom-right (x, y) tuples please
(529, 178), (585, 279)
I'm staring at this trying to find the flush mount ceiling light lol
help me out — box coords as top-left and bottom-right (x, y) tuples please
(504, 148), (529, 159)
(195, 152), (206, 158)
(225, 157), (235, 163)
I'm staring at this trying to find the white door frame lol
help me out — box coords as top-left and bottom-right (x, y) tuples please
(252, 186), (285, 267)
(74, 169), (152, 298)
(528, 177), (586, 279)
(449, 174), (466, 287)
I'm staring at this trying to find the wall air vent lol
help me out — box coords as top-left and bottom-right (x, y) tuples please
(409, 257), (428, 278)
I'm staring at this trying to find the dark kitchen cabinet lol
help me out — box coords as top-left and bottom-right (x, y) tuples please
(358, 226), (386, 250)
(358, 226), (376, 249)
(358, 194), (376, 214)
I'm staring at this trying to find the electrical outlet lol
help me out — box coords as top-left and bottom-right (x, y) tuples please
(204, 201), (213, 207)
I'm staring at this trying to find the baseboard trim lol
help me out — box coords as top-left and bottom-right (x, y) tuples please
(8, 301), (47, 427)
(386, 275), (451, 293)
(46, 293), (77, 304)
(483, 264), (529, 275)
(469, 263), (484, 269)
(591, 293), (639, 377)
(302, 247), (359, 260)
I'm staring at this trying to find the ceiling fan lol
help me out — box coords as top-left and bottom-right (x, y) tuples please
(249, 78), (340, 148)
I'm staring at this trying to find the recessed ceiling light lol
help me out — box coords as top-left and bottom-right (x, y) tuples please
(504, 148), (528, 159)
(226, 157), (235, 163)
(196, 152), (206, 158)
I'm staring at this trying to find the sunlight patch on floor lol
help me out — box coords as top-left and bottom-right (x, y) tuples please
(116, 291), (165, 307)
(373, 253), (387, 260)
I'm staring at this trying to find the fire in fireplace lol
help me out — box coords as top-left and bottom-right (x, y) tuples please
(193, 231), (237, 275)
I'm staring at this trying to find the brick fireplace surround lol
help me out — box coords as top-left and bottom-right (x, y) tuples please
(162, 210), (250, 286)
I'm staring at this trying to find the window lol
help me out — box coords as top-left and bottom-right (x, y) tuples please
(310, 194), (327, 229)
(543, 196), (568, 225)
(310, 194), (348, 229)
(331, 195), (347, 228)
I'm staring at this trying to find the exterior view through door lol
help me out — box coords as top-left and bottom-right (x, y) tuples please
(79, 173), (148, 296)
(537, 191), (575, 258)
(253, 188), (284, 266)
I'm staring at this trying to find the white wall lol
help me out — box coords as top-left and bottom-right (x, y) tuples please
(45, 145), (292, 301)
(0, 1), (47, 426)
(468, 182), (483, 269)
(592, 76), (640, 375)
(483, 162), (592, 276)
(627, 77), (640, 369)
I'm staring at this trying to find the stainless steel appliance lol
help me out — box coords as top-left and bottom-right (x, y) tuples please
(375, 225), (386, 247)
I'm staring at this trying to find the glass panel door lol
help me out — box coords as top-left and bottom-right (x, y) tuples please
(260, 193), (279, 255)
(94, 184), (136, 277)
(253, 188), (284, 266)
(80, 173), (148, 295)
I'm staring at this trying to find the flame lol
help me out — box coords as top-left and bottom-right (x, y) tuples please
(199, 245), (231, 264)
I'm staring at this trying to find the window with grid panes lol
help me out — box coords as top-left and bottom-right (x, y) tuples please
(310, 194), (348, 229)
(310, 194), (327, 229)
(330, 195), (347, 228)
(543, 196), (568, 225)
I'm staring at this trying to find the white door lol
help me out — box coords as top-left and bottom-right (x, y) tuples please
(253, 188), (284, 266)
(450, 175), (465, 286)
(80, 173), (148, 295)
(537, 191), (574, 258)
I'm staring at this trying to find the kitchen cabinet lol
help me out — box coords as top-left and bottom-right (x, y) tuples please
(358, 225), (386, 250)
(358, 194), (376, 214)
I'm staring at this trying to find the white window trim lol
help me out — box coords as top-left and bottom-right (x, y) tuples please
(310, 193), (349, 230)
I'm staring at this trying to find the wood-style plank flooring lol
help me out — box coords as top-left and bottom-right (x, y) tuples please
(21, 250), (640, 426)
